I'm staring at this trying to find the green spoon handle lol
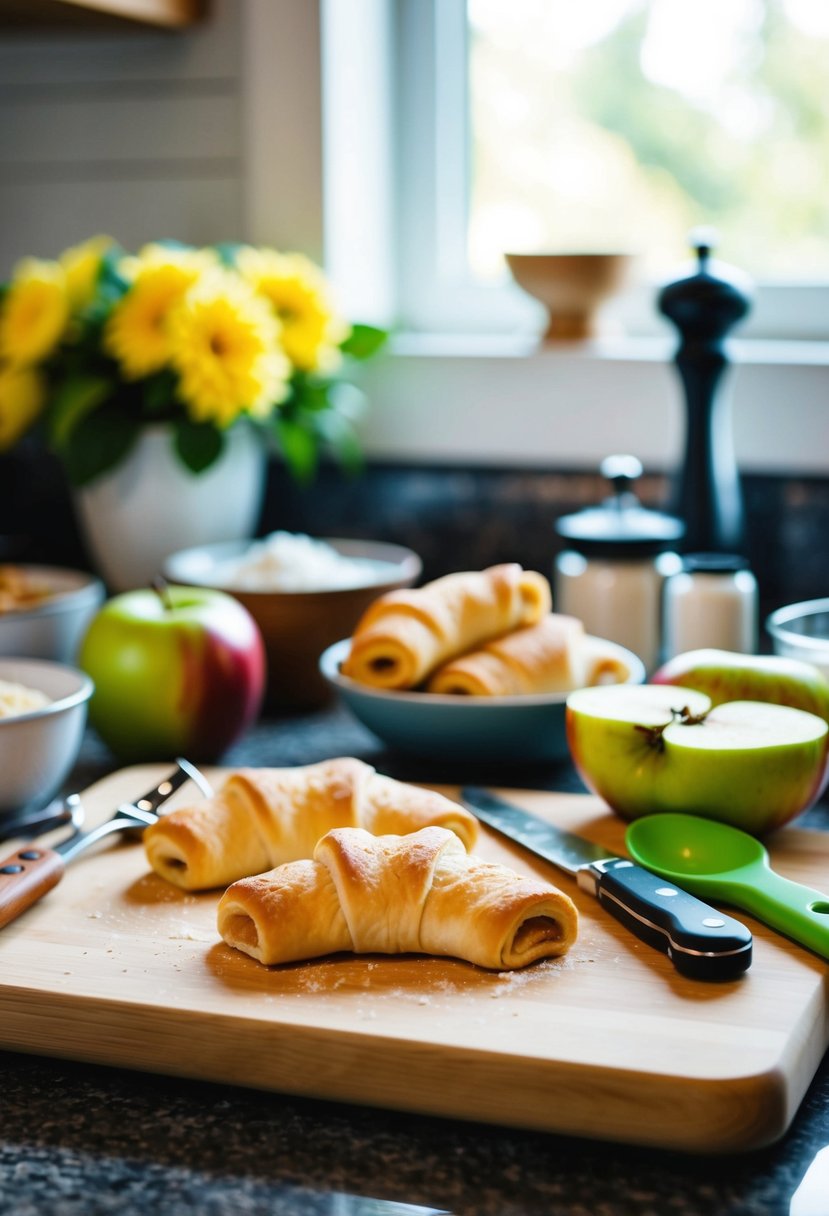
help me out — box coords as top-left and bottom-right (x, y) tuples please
(736, 864), (829, 960)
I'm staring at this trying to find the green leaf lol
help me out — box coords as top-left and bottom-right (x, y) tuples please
(213, 241), (247, 267)
(62, 408), (141, 487)
(315, 409), (364, 477)
(152, 238), (192, 252)
(291, 379), (332, 413)
(48, 376), (111, 450)
(142, 370), (178, 415)
(173, 418), (225, 474)
(328, 380), (367, 423)
(96, 247), (130, 296)
(339, 323), (388, 361)
(274, 415), (319, 483)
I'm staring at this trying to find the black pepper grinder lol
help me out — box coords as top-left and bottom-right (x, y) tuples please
(658, 229), (752, 554)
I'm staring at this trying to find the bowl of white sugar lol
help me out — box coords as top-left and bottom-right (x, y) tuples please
(0, 658), (93, 815)
(164, 533), (421, 709)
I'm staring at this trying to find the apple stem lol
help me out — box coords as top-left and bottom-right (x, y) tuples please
(152, 576), (174, 613)
(635, 723), (667, 751)
(635, 705), (711, 751)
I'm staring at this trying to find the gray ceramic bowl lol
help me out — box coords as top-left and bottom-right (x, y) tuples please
(0, 566), (104, 663)
(0, 658), (93, 815)
(320, 637), (646, 764)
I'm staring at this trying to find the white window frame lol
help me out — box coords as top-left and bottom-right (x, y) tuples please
(395, 0), (536, 335)
(242, 0), (829, 475)
(394, 0), (829, 343)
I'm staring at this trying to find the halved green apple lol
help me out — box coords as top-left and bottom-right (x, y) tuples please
(565, 684), (829, 834)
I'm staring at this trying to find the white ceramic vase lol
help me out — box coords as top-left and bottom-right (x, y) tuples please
(73, 423), (267, 591)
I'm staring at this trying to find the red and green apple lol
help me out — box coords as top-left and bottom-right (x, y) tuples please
(652, 648), (829, 723)
(79, 584), (266, 762)
(566, 683), (829, 834)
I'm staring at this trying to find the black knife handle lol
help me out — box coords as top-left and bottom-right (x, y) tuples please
(581, 858), (752, 981)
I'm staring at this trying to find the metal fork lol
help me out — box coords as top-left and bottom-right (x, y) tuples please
(0, 758), (212, 930)
(0, 794), (86, 845)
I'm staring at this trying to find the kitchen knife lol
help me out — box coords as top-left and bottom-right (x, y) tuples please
(331, 1199), (450, 1215)
(461, 787), (752, 981)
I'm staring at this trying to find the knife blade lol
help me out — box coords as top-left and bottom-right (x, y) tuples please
(331, 1199), (450, 1215)
(461, 787), (752, 981)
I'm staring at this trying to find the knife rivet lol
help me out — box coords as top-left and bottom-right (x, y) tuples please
(19, 850), (41, 860)
(0, 864), (24, 874)
(703, 917), (726, 927)
(655, 887), (678, 897)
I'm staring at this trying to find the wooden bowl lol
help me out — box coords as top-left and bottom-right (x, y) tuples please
(505, 252), (635, 341)
(164, 539), (421, 711)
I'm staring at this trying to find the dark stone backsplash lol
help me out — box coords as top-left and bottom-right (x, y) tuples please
(3, 445), (829, 623)
(264, 459), (829, 621)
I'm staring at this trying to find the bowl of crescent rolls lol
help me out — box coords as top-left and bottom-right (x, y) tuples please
(320, 563), (646, 763)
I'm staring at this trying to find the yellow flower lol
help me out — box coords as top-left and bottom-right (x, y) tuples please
(168, 269), (290, 427)
(126, 242), (219, 282)
(0, 364), (45, 449)
(59, 235), (114, 312)
(104, 245), (218, 380)
(0, 258), (69, 368)
(236, 247), (350, 373)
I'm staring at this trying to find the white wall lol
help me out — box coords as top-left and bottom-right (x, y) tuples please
(354, 335), (829, 475)
(0, 0), (245, 269)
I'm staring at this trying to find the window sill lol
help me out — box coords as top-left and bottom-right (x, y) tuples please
(390, 332), (829, 366)
(355, 333), (829, 474)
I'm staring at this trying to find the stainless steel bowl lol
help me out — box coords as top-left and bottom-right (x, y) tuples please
(767, 597), (829, 680)
(0, 658), (93, 815)
(0, 566), (104, 663)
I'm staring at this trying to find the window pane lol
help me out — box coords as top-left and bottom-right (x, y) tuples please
(468, 0), (829, 283)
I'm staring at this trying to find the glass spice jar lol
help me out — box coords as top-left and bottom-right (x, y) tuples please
(662, 553), (758, 660)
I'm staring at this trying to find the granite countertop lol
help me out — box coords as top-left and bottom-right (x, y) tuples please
(2, 704), (828, 1216)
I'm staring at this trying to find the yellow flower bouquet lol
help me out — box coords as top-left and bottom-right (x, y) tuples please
(0, 237), (386, 484)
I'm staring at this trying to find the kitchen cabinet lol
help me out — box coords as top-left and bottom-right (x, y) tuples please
(0, 0), (203, 30)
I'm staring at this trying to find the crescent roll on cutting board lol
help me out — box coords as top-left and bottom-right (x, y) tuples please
(340, 563), (552, 689)
(144, 757), (478, 892)
(217, 825), (579, 970)
(426, 614), (632, 696)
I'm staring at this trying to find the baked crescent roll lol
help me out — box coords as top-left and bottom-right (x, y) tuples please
(581, 636), (632, 686)
(341, 563), (552, 689)
(426, 613), (587, 696)
(143, 757), (478, 892)
(217, 825), (579, 970)
(427, 615), (634, 696)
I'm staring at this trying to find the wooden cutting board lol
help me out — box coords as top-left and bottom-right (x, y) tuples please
(1, 765), (827, 1154)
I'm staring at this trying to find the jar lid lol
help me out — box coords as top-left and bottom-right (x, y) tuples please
(681, 552), (751, 575)
(555, 455), (685, 558)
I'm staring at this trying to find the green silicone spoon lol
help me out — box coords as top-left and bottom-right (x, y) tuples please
(625, 813), (829, 961)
